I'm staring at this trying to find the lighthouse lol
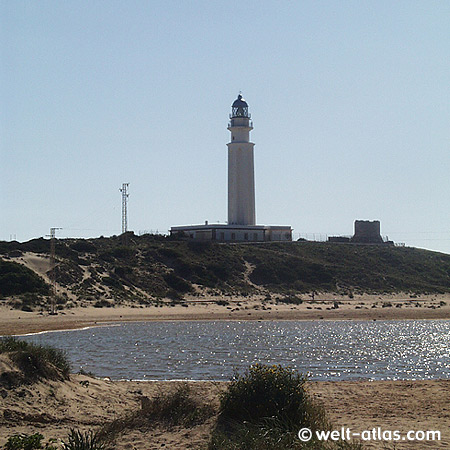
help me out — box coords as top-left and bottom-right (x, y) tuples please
(227, 94), (256, 226)
(170, 94), (292, 242)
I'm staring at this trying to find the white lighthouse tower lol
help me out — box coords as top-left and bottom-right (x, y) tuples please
(227, 94), (256, 226)
(170, 94), (292, 242)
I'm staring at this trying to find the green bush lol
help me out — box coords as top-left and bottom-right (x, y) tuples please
(0, 337), (70, 381)
(19, 238), (49, 254)
(109, 247), (134, 259)
(163, 272), (192, 293)
(187, 240), (212, 253)
(93, 299), (112, 308)
(219, 364), (322, 431)
(211, 364), (362, 450)
(102, 276), (123, 290)
(4, 433), (56, 450)
(61, 429), (106, 450)
(70, 241), (97, 253)
(99, 383), (213, 441)
(142, 382), (213, 426)
(278, 295), (303, 305)
(0, 260), (49, 297)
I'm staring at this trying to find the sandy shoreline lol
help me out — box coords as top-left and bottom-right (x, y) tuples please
(1, 293), (450, 336)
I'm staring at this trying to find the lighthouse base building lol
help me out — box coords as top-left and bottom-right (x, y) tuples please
(170, 94), (292, 242)
(170, 223), (292, 242)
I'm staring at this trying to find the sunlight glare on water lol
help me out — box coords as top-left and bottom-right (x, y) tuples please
(20, 320), (450, 381)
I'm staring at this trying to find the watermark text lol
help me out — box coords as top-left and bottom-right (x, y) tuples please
(298, 427), (441, 443)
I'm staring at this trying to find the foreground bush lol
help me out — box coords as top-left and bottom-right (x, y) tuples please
(141, 382), (213, 426)
(4, 433), (56, 450)
(0, 337), (70, 382)
(210, 364), (362, 450)
(61, 430), (105, 450)
(219, 364), (324, 431)
(99, 383), (214, 441)
(2, 430), (104, 450)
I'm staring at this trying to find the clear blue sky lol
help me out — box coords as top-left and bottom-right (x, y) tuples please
(1, 1), (449, 254)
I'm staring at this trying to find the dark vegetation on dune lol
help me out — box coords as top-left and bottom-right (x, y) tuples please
(0, 234), (449, 309)
(0, 338), (70, 388)
(0, 260), (50, 297)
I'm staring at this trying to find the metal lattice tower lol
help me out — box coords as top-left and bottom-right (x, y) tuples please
(120, 183), (129, 234)
(47, 227), (62, 315)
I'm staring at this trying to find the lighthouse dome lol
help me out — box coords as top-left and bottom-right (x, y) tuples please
(231, 94), (250, 118)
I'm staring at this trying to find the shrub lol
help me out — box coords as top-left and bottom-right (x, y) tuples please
(187, 240), (212, 253)
(114, 266), (133, 278)
(70, 241), (97, 253)
(102, 276), (123, 290)
(99, 383), (213, 441)
(0, 337), (70, 381)
(218, 364), (323, 431)
(62, 429), (106, 450)
(93, 299), (112, 308)
(141, 382), (213, 426)
(163, 272), (192, 293)
(211, 364), (362, 450)
(109, 247), (134, 259)
(166, 288), (184, 301)
(157, 246), (183, 259)
(0, 260), (49, 297)
(19, 238), (49, 254)
(4, 433), (57, 450)
(215, 300), (230, 306)
(278, 295), (303, 305)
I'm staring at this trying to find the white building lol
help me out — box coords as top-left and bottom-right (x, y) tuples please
(170, 95), (292, 242)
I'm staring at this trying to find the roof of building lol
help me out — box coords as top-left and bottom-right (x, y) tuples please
(232, 94), (248, 108)
(171, 224), (291, 231)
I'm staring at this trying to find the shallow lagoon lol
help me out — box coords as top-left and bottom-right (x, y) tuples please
(21, 319), (450, 381)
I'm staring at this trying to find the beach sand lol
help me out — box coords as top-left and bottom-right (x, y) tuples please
(1, 292), (450, 336)
(0, 375), (448, 449)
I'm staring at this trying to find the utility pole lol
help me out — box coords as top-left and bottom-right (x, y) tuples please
(47, 227), (62, 315)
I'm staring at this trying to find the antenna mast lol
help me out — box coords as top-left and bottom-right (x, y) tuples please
(48, 227), (62, 315)
(120, 183), (129, 234)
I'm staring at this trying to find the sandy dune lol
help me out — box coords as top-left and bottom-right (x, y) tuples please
(0, 374), (448, 449)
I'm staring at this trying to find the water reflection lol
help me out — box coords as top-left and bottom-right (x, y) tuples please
(20, 320), (450, 381)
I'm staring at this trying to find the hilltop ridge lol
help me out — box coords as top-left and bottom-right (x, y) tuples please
(0, 234), (449, 312)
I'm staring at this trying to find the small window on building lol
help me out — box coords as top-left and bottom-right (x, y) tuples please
(231, 233), (236, 240)
(253, 233), (258, 241)
(220, 232), (225, 240)
(244, 233), (248, 240)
